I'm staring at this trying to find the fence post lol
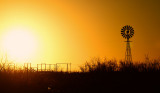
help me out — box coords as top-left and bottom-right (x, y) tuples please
(37, 64), (38, 72)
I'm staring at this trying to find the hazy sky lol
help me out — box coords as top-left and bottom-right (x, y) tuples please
(0, 0), (159, 70)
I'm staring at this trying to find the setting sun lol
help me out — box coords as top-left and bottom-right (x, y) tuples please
(0, 0), (160, 93)
(1, 27), (38, 63)
(0, 0), (159, 70)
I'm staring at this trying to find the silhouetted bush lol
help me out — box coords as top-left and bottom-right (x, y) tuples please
(80, 58), (160, 72)
(79, 58), (118, 72)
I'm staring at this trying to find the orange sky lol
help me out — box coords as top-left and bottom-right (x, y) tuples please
(0, 0), (159, 70)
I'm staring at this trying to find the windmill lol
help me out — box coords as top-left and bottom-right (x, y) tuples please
(121, 25), (134, 63)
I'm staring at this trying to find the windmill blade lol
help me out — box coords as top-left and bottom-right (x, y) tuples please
(121, 32), (125, 34)
(121, 31), (124, 33)
(122, 34), (125, 37)
(121, 25), (134, 39)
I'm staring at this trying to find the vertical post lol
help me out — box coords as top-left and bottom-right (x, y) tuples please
(30, 63), (31, 71)
(54, 64), (56, 71)
(27, 63), (28, 72)
(70, 63), (71, 72)
(49, 64), (51, 71)
(41, 64), (42, 71)
(56, 64), (57, 72)
(45, 64), (46, 71)
(67, 63), (68, 72)
(37, 64), (38, 72)
(27, 63), (28, 83)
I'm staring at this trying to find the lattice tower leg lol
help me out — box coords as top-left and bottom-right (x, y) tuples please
(125, 40), (132, 63)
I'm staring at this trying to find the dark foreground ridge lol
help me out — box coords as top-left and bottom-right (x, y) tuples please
(0, 72), (159, 93)
(0, 60), (160, 93)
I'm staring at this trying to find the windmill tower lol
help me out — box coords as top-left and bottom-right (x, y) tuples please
(121, 25), (134, 63)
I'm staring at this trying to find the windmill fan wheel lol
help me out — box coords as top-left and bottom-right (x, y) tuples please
(121, 25), (134, 39)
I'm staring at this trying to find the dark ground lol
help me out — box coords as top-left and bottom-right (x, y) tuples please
(0, 71), (160, 93)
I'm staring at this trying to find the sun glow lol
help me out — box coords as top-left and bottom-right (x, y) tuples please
(1, 27), (38, 63)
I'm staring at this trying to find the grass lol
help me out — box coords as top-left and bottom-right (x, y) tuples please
(0, 58), (160, 93)
(80, 58), (160, 72)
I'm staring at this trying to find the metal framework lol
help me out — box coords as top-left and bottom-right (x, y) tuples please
(36, 63), (71, 72)
(121, 25), (134, 63)
(55, 63), (71, 72)
(0, 61), (71, 72)
(125, 40), (132, 62)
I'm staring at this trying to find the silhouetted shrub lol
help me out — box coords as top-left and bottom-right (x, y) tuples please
(80, 58), (160, 72)
(79, 58), (118, 72)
